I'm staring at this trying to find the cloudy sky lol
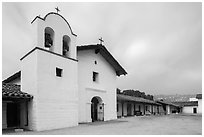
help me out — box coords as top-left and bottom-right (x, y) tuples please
(2, 2), (202, 95)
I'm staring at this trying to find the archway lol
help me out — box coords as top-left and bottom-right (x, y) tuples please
(91, 96), (104, 122)
(44, 27), (54, 51)
(62, 35), (70, 57)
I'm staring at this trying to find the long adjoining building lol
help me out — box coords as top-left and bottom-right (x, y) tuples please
(117, 94), (181, 117)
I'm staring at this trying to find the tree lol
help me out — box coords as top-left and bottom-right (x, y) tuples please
(116, 88), (121, 94)
(121, 89), (154, 100)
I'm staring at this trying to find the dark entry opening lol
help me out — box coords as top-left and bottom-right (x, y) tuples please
(157, 106), (159, 114)
(7, 103), (20, 128)
(127, 104), (132, 116)
(193, 108), (197, 113)
(91, 97), (99, 122)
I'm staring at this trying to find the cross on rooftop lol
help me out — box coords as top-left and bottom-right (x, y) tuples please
(99, 37), (104, 45)
(55, 7), (60, 13)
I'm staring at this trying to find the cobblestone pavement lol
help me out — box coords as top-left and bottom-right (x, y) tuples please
(2, 114), (202, 135)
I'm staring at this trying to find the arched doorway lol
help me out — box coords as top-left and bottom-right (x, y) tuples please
(91, 96), (104, 122)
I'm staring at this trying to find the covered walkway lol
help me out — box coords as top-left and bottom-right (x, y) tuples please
(2, 82), (33, 130)
(117, 94), (163, 117)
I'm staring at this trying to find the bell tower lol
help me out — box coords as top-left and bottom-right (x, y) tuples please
(20, 11), (78, 131)
(30, 11), (77, 59)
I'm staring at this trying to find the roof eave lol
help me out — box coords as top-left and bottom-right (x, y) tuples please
(77, 44), (127, 76)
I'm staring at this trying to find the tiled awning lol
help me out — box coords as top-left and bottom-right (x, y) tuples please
(156, 100), (180, 107)
(117, 94), (161, 106)
(172, 101), (198, 107)
(2, 82), (33, 101)
(77, 44), (127, 76)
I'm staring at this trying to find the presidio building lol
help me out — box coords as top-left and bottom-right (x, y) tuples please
(2, 11), (127, 131)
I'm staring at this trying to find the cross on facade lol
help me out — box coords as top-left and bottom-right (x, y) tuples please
(99, 37), (104, 45)
(55, 7), (60, 13)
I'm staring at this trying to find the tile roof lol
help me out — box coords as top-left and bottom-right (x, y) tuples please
(196, 94), (202, 99)
(77, 44), (127, 76)
(2, 82), (33, 100)
(156, 100), (180, 107)
(173, 101), (198, 107)
(3, 71), (21, 83)
(117, 94), (161, 105)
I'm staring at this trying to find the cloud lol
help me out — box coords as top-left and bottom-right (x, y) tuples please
(2, 2), (202, 95)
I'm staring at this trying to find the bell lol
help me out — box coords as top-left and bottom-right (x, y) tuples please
(45, 33), (53, 48)
(45, 41), (52, 48)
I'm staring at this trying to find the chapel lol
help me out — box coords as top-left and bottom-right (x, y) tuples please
(2, 11), (127, 131)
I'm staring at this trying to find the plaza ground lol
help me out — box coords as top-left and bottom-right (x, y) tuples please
(3, 114), (202, 135)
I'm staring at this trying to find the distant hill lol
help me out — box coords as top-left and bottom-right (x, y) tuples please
(154, 94), (196, 102)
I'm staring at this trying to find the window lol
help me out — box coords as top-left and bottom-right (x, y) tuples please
(62, 35), (70, 57)
(93, 72), (99, 82)
(44, 27), (54, 50)
(117, 104), (119, 112)
(56, 67), (63, 77)
(94, 61), (97, 64)
(193, 108), (197, 113)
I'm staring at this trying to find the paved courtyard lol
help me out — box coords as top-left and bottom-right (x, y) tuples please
(3, 114), (202, 135)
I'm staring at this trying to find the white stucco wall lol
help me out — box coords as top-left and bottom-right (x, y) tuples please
(78, 49), (117, 123)
(21, 49), (38, 131)
(21, 49), (78, 131)
(182, 106), (198, 114)
(189, 98), (198, 101)
(166, 105), (170, 114)
(197, 99), (202, 114)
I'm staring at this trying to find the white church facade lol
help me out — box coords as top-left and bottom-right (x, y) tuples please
(2, 12), (127, 131)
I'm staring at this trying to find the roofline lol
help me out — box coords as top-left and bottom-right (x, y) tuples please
(172, 101), (198, 107)
(20, 47), (78, 62)
(2, 82), (33, 101)
(4, 44), (126, 82)
(77, 44), (127, 76)
(3, 71), (21, 83)
(31, 12), (77, 37)
(156, 100), (180, 107)
(117, 94), (161, 106)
